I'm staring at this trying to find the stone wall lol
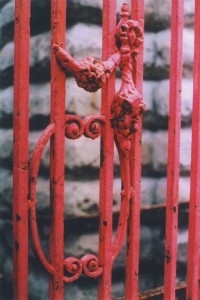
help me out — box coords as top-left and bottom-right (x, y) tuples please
(0, 0), (194, 299)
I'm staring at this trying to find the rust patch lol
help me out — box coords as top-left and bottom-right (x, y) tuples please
(103, 220), (107, 226)
(172, 206), (176, 213)
(164, 251), (171, 264)
(16, 214), (21, 222)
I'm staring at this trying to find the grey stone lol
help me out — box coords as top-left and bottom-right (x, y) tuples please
(0, 40), (13, 71)
(141, 177), (157, 205)
(145, 0), (194, 31)
(0, 0), (14, 29)
(28, 270), (49, 300)
(140, 226), (162, 261)
(0, 0), (9, 9)
(0, 129), (13, 161)
(153, 79), (193, 125)
(143, 32), (157, 70)
(177, 229), (188, 265)
(152, 129), (191, 174)
(155, 177), (190, 204)
(0, 169), (12, 212)
(155, 29), (194, 78)
(143, 81), (157, 112)
(142, 130), (154, 168)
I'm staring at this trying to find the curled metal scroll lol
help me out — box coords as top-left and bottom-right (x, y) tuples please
(63, 254), (103, 283)
(65, 114), (105, 140)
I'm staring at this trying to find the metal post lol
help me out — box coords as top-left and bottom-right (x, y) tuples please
(163, 0), (184, 298)
(98, 1), (116, 299)
(125, 1), (144, 298)
(13, 0), (30, 299)
(49, 0), (66, 299)
(186, 0), (200, 298)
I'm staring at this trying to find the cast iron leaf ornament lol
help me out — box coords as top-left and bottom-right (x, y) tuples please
(53, 3), (145, 156)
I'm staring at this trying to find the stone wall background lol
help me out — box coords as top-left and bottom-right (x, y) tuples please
(0, 0), (194, 299)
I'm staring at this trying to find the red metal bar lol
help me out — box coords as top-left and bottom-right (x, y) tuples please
(13, 0), (30, 299)
(98, 1), (116, 299)
(125, 1), (144, 298)
(186, 0), (200, 298)
(49, 0), (66, 298)
(163, 0), (184, 299)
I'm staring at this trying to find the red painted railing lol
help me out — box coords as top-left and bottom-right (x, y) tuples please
(13, 0), (200, 299)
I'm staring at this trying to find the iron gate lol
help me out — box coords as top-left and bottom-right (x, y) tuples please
(12, 0), (200, 299)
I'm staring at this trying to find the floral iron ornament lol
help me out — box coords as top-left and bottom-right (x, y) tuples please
(53, 3), (145, 156)
(111, 3), (146, 157)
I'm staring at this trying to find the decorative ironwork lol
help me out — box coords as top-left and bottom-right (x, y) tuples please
(53, 44), (121, 92)
(111, 3), (145, 157)
(63, 254), (102, 283)
(27, 1), (145, 293)
(65, 114), (105, 140)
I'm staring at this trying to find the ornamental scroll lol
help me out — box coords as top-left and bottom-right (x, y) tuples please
(28, 3), (145, 283)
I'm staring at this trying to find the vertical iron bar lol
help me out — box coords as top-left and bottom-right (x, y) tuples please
(98, 1), (116, 299)
(186, 0), (200, 298)
(125, 1), (144, 298)
(49, 0), (66, 299)
(163, 0), (184, 299)
(13, 0), (30, 299)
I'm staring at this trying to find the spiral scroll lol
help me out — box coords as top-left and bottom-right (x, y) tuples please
(65, 114), (105, 140)
(63, 255), (102, 282)
(65, 115), (84, 139)
(83, 115), (105, 139)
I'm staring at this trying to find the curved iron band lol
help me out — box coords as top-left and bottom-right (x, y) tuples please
(65, 114), (106, 140)
(28, 123), (55, 275)
(28, 122), (103, 281)
(111, 142), (131, 262)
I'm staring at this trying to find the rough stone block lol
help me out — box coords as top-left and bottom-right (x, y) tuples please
(154, 177), (190, 205)
(177, 229), (188, 265)
(142, 130), (154, 168)
(152, 129), (191, 174)
(153, 79), (193, 126)
(145, 0), (194, 31)
(141, 177), (157, 205)
(155, 29), (194, 78)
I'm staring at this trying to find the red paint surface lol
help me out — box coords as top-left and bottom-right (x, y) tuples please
(125, 1), (144, 299)
(186, 0), (200, 298)
(13, 0), (30, 299)
(98, 1), (116, 299)
(49, 0), (66, 298)
(163, 0), (184, 299)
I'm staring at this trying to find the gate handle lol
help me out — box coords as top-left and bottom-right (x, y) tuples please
(53, 44), (121, 92)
